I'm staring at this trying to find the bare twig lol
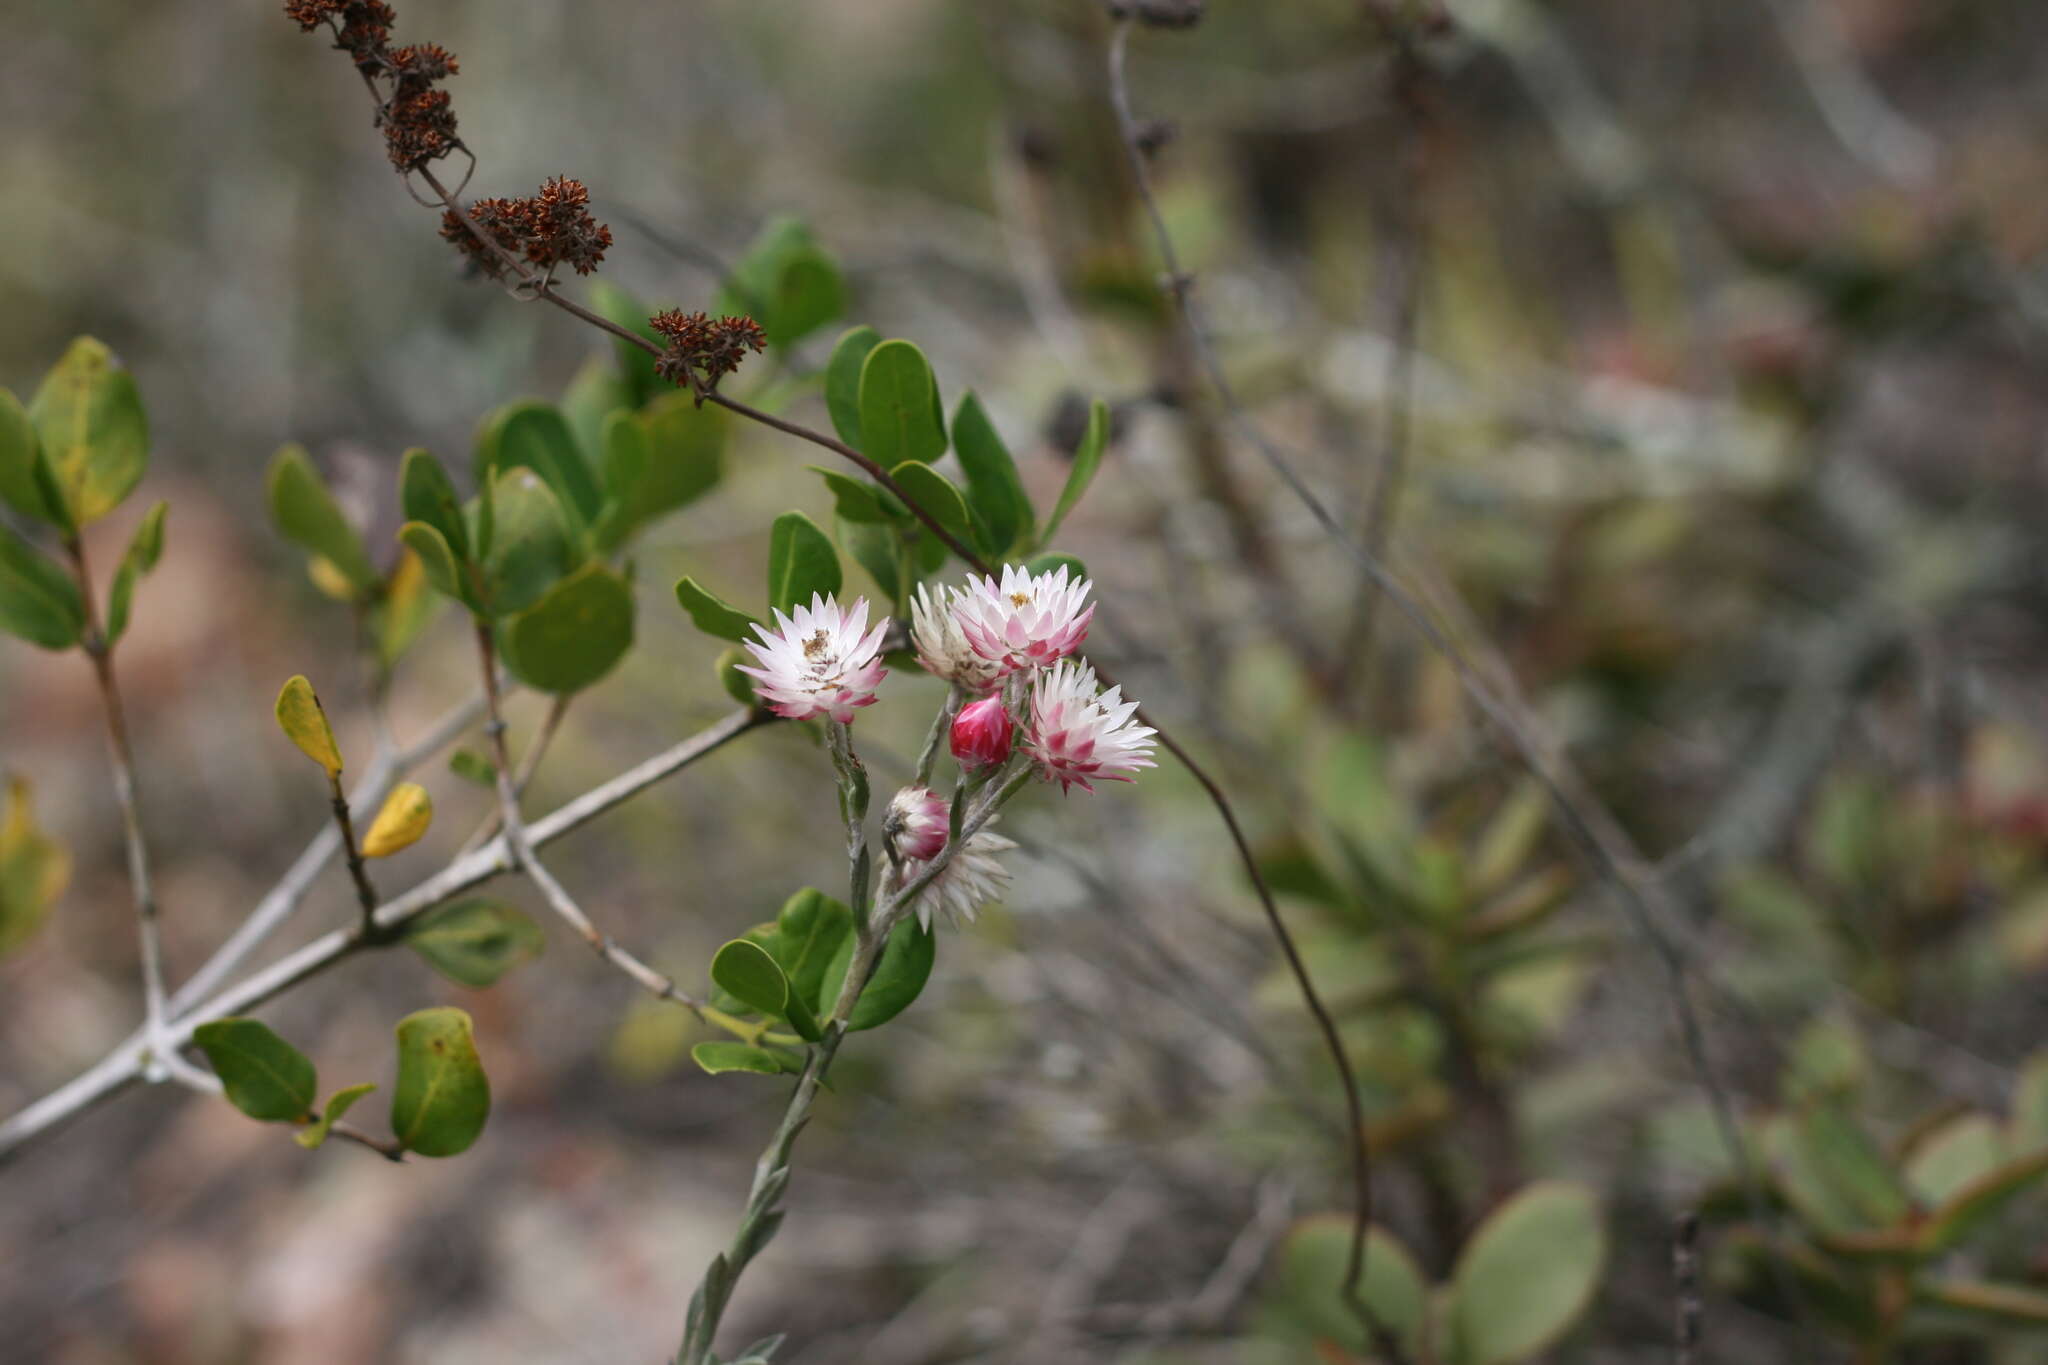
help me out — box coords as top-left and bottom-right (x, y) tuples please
(458, 690), (572, 857)
(472, 624), (719, 1013)
(0, 707), (768, 1161)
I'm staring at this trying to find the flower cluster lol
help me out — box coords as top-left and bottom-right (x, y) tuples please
(380, 42), (461, 170)
(439, 177), (614, 279)
(284, 2), (462, 170)
(740, 565), (1151, 929)
(648, 310), (769, 391)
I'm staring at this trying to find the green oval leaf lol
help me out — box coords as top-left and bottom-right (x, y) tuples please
(294, 1082), (377, 1150)
(821, 918), (937, 1032)
(0, 387), (60, 526)
(825, 326), (881, 449)
(0, 521), (85, 650)
(193, 1017), (318, 1123)
(477, 400), (604, 533)
(390, 1006), (491, 1157)
(1024, 552), (1087, 586)
(1907, 1113), (2007, 1207)
(691, 1041), (803, 1077)
(675, 575), (762, 643)
(715, 647), (760, 708)
(808, 466), (894, 524)
(2015, 1051), (2048, 1155)
(447, 748), (498, 788)
(502, 562), (635, 694)
(951, 392), (1034, 557)
(274, 675), (343, 776)
(560, 352), (633, 467)
(1447, 1182), (1607, 1365)
(1259, 1217), (1428, 1359)
(398, 520), (468, 608)
(887, 463), (974, 556)
(857, 340), (946, 471)
(267, 445), (377, 592)
(1918, 1146), (2048, 1256)
(837, 516), (904, 608)
(400, 448), (470, 562)
(28, 337), (148, 527)
(0, 775), (70, 959)
(405, 900), (546, 988)
(1776, 1105), (1911, 1235)
(629, 393), (726, 525)
(481, 467), (576, 616)
(766, 510), (842, 616)
(716, 217), (846, 350)
(588, 280), (668, 407)
(105, 500), (167, 646)
(1039, 397), (1108, 548)
(711, 939), (790, 1016)
(767, 888), (854, 1016)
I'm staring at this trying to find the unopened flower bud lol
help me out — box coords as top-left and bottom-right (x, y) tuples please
(885, 786), (949, 863)
(951, 696), (1014, 769)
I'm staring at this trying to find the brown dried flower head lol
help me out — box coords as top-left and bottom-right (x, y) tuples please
(649, 311), (768, 391)
(285, 1), (460, 168)
(439, 179), (613, 280)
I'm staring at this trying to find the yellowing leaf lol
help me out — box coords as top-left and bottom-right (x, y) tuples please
(275, 675), (342, 776)
(361, 782), (432, 858)
(307, 555), (357, 601)
(0, 776), (70, 957)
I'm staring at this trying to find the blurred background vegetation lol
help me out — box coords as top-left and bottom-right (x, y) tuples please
(6, 0), (2048, 1361)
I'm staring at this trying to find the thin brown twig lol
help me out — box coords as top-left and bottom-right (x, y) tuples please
(324, 770), (381, 938)
(329, 1119), (407, 1162)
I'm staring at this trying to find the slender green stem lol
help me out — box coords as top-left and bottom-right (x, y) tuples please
(676, 759), (1030, 1365)
(65, 534), (173, 1073)
(825, 721), (875, 926)
(913, 685), (961, 790)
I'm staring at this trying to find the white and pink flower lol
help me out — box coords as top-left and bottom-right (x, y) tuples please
(734, 593), (887, 724)
(903, 825), (1016, 931)
(1023, 660), (1157, 793)
(951, 563), (1094, 677)
(885, 785), (949, 863)
(910, 583), (1004, 694)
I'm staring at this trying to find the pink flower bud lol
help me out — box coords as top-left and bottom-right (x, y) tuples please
(886, 786), (949, 863)
(951, 696), (1014, 769)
